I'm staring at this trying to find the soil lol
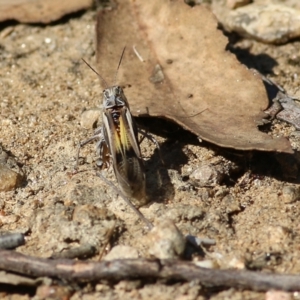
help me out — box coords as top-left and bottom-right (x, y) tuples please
(0, 4), (300, 300)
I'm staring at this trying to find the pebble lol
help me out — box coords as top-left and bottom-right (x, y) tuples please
(103, 245), (139, 260)
(228, 257), (245, 269)
(265, 290), (291, 300)
(0, 233), (25, 249)
(36, 285), (73, 300)
(0, 164), (22, 192)
(222, 194), (241, 214)
(194, 260), (218, 269)
(282, 186), (300, 203)
(80, 108), (101, 129)
(213, 2), (300, 44)
(147, 218), (186, 259)
(189, 163), (224, 187)
(0, 214), (20, 225)
(266, 225), (289, 248)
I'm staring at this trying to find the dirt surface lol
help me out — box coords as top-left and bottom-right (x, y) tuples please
(1, 4), (300, 300)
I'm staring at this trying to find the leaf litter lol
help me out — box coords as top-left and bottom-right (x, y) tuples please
(96, 0), (293, 153)
(0, 0), (93, 24)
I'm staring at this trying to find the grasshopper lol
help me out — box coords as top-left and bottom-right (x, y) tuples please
(76, 48), (147, 206)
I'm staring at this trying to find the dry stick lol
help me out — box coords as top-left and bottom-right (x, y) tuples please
(97, 172), (153, 230)
(0, 250), (300, 291)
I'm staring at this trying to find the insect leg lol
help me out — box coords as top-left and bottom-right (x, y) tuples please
(75, 131), (103, 170)
(138, 128), (165, 165)
(95, 136), (110, 168)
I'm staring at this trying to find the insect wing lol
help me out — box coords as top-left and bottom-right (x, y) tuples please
(119, 107), (141, 159)
(102, 107), (145, 201)
(117, 108), (146, 201)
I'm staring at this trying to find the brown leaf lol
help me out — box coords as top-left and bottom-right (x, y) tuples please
(0, 0), (92, 24)
(95, 0), (293, 153)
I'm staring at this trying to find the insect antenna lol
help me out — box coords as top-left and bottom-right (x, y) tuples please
(113, 46), (126, 85)
(82, 58), (109, 88)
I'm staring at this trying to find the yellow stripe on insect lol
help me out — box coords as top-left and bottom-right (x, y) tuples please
(114, 125), (122, 154)
(114, 115), (131, 157)
(119, 115), (131, 151)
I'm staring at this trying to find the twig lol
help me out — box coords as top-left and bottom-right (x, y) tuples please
(0, 250), (300, 291)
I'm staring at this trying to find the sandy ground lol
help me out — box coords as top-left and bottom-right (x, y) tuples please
(1, 5), (300, 300)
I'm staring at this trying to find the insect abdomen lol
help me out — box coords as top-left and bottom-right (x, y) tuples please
(115, 150), (146, 206)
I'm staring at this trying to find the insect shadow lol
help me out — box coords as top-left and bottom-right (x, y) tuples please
(137, 117), (194, 203)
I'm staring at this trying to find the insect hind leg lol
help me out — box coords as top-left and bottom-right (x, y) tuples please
(96, 138), (110, 169)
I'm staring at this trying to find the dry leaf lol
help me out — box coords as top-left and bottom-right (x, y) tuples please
(95, 0), (292, 153)
(0, 0), (92, 24)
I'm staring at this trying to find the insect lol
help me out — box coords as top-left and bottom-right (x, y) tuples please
(76, 48), (147, 206)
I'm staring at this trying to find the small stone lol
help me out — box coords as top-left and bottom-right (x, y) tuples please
(214, 3), (300, 44)
(228, 257), (245, 269)
(0, 214), (20, 225)
(223, 194), (241, 214)
(265, 290), (291, 300)
(149, 64), (164, 84)
(80, 108), (101, 129)
(36, 285), (72, 300)
(0, 165), (22, 192)
(114, 280), (141, 291)
(189, 164), (224, 187)
(95, 283), (111, 292)
(103, 245), (139, 260)
(147, 218), (186, 259)
(194, 260), (218, 269)
(282, 186), (300, 203)
(267, 225), (289, 247)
